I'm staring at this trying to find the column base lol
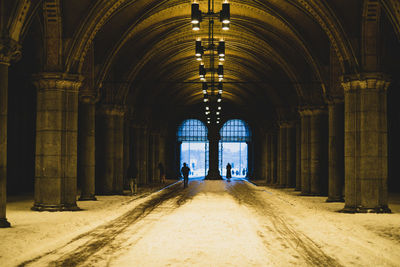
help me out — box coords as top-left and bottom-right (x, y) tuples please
(0, 218), (11, 228)
(205, 170), (222, 180)
(96, 191), (124, 196)
(205, 175), (222, 180)
(326, 197), (344, 203)
(300, 192), (322, 196)
(78, 195), (97, 201)
(31, 203), (81, 212)
(339, 205), (391, 214)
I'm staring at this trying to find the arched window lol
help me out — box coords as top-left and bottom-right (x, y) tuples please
(177, 119), (208, 142)
(219, 119), (251, 178)
(177, 119), (209, 178)
(220, 119), (251, 142)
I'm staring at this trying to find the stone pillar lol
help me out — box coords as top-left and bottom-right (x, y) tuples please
(0, 39), (20, 226)
(309, 108), (328, 196)
(96, 105), (124, 194)
(206, 126), (222, 179)
(265, 133), (272, 184)
(295, 121), (302, 191)
(96, 107), (114, 194)
(176, 141), (182, 178)
(327, 99), (345, 202)
(113, 110), (125, 193)
(78, 95), (97, 201)
(270, 132), (278, 184)
(300, 109), (311, 195)
(0, 61), (9, 226)
(286, 122), (296, 188)
(137, 125), (149, 184)
(341, 74), (391, 213)
(32, 73), (82, 211)
(278, 123), (287, 187)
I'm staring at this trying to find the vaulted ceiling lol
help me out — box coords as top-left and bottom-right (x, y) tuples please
(11, 0), (400, 127)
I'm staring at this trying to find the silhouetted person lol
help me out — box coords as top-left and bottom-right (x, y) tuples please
(181, 162), (190, 188)
(226, 163), (232, 180)
(158, 162), (165, 183)
(127, 164), (138, 195)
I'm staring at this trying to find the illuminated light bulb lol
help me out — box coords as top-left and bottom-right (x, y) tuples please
(219, 77), (223, 82)
(219, 56), (225, 62)
(222, 23), (230, 30)
(216, 112), (220, 115)
(218, 106), (222, 110)
(203, 90), (207, 94)
(217, 98), (222, 102)
(196, 57), (202, 61)
(219, 90), (223, 94)
(206, 106), (209, 110)
(200, 77), (206, 81)
(192, 23), (200, 31)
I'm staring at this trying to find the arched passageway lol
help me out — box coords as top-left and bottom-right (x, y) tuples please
(177, 119), (209, 178)
(219, 119), (251, 178)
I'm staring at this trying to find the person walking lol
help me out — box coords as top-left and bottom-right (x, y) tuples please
(226, 163), (232, 181)
(158, 162), (166, 183)
(181, 162), (190, 188)
(127, 164), (138, 195)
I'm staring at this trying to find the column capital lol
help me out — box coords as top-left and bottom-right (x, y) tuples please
(79, 94), (98, 104)
(0, 38), (22, 65)
(298, 105), (327, 116)
(99, 104), (126, 116)
(278, 120), (296, 128)
(32, 73), (84, 92)
(326, 96), (344, 105)
(341, 73), (391, 92)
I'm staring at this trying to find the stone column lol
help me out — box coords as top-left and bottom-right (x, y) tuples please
(270, 132), (278, 184)
(278, 123), (287, 187)
(0, 61), (9, 226)
(137, 125), (149, 184)
(286, 122), (296, 188)
(96, 107), (114, 194)
(0, 39), (20, 226)
(265, 133), (272, 184)
(96, 105), (125, 194)
(32, 73), (82, 211)
(176, 141), (182, 178)
(341, 74), (391, 213)
(78, 95), (97, 201)
(327, 99), (345, 202)
(295, 121), (302, 191)
(113, 109), (125, 193)
(300, 109), (311, 195)
(206, 126), (222, 179)
(309, 108), (328, 196)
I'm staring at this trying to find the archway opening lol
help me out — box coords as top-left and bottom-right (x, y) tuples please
(219, 119), (251, 179)
(177, 119), (209, 178)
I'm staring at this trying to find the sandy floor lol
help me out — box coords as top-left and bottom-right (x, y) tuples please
(1, 179), (400, 266)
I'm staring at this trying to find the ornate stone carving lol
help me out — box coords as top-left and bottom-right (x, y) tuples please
(32, 73), (84, 92)
(99, 104), (127, 116)
(0, 38), (22, 65)
(341, 73), (391, 92)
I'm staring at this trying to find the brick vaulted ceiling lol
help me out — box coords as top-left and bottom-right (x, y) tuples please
(15, 0), (400, 125)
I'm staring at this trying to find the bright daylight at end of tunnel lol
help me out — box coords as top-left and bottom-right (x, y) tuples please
(1, 0), (400, 266)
